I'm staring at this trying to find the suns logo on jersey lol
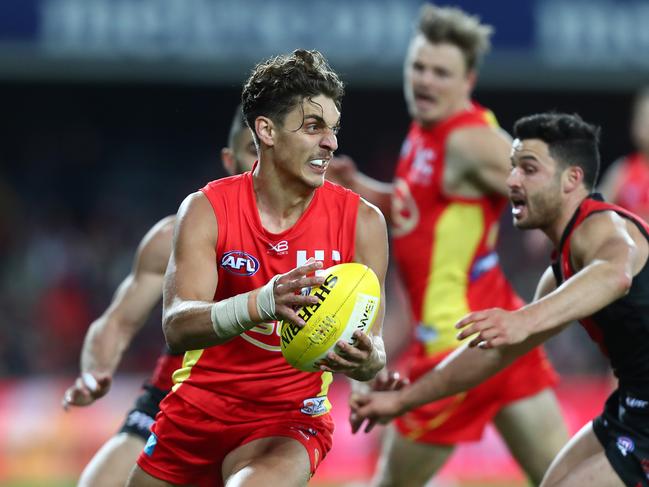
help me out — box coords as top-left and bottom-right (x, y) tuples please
(220, 250), (260, 276)
(391, 178), (419, 237)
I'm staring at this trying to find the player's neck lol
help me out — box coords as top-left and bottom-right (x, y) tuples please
(252, 168), (316, 234)
(417, 98), (472, 129)
(544, 191), (589, 248)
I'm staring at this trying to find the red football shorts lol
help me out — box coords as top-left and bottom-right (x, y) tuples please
(136, 392), (334, 487)
(395, 346), (558, 444)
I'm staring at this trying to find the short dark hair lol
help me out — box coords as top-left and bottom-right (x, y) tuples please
(416, 4), (493, 71)
(513, 113), (601, 190)
(241, 49), (344, 143)
(227, 104), (248, 148)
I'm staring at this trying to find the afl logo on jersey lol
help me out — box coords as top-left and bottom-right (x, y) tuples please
(220, 250), (260, 276)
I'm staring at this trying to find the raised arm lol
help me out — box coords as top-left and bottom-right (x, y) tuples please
(326, 155), (393, 218)
(443, 126), (512, 197)
(597, 158), (625, 203)
(162, 191), (326, 352)
(63, 215), (175, 409)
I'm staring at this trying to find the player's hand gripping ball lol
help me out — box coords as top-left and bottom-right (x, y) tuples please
(280, 263), (380, 372)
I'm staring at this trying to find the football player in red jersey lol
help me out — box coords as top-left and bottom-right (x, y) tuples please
(328, 4), (567, 487)
(62, 105), (257, 487)
(353, 112), (649, 487)
(127, 49), (388, 487)
(600, 87), (649, 220)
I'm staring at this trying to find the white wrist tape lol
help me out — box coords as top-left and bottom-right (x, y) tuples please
(256, 274), (280, 321)
(210, 291), (253, 339)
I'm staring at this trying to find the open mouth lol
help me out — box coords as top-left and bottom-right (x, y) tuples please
(414, 91), (437, 106)
(308, 159), (328, 172)
(510, 195), (527, 217)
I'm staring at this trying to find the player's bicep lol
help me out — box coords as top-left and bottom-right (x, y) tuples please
(354, 199), (389, 335)
(164, 192), (219, 308)
(105, 272), (165, 334)
(102, 217), (175, 333)
(598, 159), (624, 202)
(447, 127), (512, 196)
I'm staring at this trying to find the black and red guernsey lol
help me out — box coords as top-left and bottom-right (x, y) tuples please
(551, 193), (649, 389)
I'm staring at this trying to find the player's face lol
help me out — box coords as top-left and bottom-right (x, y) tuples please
(404, 35), (475, 126)
(273, 95), (340, 189)
(222, 127), (257, 176)
(232, 128), (257, 174)
(507, 138), (563, 230)
(632, 96), (649, 155)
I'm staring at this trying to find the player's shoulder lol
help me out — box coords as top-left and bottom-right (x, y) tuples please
(136, 214), (176, 273)
(571, 206), (629, 250)
(321, 179), (362, 203)
(355, 198), (387, 243)
(447, 123), (511, 161)
(202, 173), (249, 193)
(141, 215), (175, 248)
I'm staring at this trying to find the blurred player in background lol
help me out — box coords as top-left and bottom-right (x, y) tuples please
(352, 112), (649, 487)
(600, 87), (649, 220)
(127, 49), (388, 487)
(329, 4), (567, 486)
(61, 105), (257, 487)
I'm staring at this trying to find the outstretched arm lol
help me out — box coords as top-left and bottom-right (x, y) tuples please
(444, 126), (513, 197)
(457, 211), (644, 349)
(350, 265), (562, 423)
(598, 158), (624, 203)
(63, 215), (175, 409)
(326, 155), (393, 218)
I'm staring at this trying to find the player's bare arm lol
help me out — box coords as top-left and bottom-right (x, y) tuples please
(326, 155), (393, 218)
(319, 199), (389, 381)
(597, 157), (625, 202)
(458, 211), (648, 350)
(443, 125), (512, 197)
(62, 215), (175, 409)
(163, 192), (326, 352)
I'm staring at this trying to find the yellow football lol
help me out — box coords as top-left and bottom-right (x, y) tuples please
(280, 262), (381, 372)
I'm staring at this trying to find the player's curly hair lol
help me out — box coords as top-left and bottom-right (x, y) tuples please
(514, 112), (601, 190)
(416, 4), (493, 72)
(241, 49), (344, 142)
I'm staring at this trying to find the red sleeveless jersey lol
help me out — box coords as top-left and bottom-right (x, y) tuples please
(392, 103), (522, 357)
(610, 153), (649, 219)
(170, 173), (360, 420)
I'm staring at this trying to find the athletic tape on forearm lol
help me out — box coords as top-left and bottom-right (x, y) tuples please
(210, 291), (253, 339)
(256, 274), (280, 321)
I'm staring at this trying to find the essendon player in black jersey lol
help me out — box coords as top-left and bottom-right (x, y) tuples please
(351, 113), (649, 487)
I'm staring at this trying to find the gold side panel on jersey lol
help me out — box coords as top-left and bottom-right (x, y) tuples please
(313, 371), (334, 416)
(422, 203), (484, 355)
(404, 392), (467, 440)
(171, 349), (204, 392)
